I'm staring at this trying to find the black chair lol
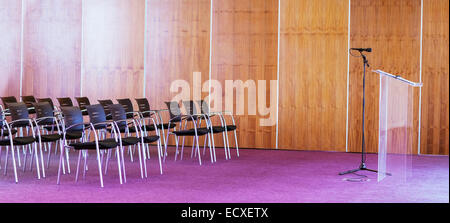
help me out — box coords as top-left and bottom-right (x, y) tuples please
(110, 104), (161, 177)
(56, 97), (73, 107)
(184, 100), (229, 162)
(33, 102), (68, 172)
(1, 102), (42, 182)
(37, 98), (55, 110)
(57, 106), (122, 187)
(118, 98), (158, 133)
(1, 96), (18, 115)
(98, 99), (114, 120)
(117, 98), (137, 119)
(198, 100), (238, 157)
(197, 100), (239, 159)
(75, 97), (90, 116)
(21, 95), (37, 114)
(0, 108), (18, 137)
(164, 101), (210, 165)
(135, 98), (176, 148)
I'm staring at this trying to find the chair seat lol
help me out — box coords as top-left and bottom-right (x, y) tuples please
(197, 126), (226, 133)
(121, 137), (140, 146)
(43, 125), (62, 132)
(113, 123), (176, 133)
(172, 128), (209, 136)
(141, 135), (160, 143)
(1, 129), (18, 136)
(108, 126), (137, 133)
(0, 139), (10, 146)
(13, 136), (36, 145)
(141, 123), (177, 131)
(225, 125), (237, 131)
(69, 138), (118, 150)
(159, 123), (177, 129)
(65, 131), (83, 140)
(40, 134), (61, 142)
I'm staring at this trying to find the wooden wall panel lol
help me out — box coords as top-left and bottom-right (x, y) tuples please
(82, 0), (145, 103)
(421, 0), (449, 155)
(145, 0), (211, 146)
(348, 0), (422, 154)
(22, 0), (81, 99)
(0, 0), (22, 98)
(211, 0), (278, 149)
(146, 0), (210, 109)
(278, 0), (348, 151)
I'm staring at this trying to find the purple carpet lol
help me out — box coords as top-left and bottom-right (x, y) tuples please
(0, 147), (448, 203)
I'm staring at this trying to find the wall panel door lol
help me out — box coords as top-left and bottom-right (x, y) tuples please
(278, 0), (348, 151)
(211, 0), (278, 149)
(348, 0), (421, 154)
(0, 0), (22, 98)
(421, 0), (449, 155)
(22, 0), (82, 99)
(82, 0), (145, 104)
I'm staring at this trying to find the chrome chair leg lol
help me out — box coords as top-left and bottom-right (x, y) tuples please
(3, 146), (9, 175)
(115, 147), (123, 184)
(56, 145), (67, 185)
(95, 148), (104, 188)
(233, 130), (239, 157)
(11, 147), (18, 183)
(137, 143), (144, 179)
(65, 142), (71, 174)
(120, 145), (127, 183)
(75, 150), (82, 182)
(157, 140), (163, 175)
(195, 136), (202, 166)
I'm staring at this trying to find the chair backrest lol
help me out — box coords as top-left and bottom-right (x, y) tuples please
(0, 110), (4, 129)
(75, 97), (91, 111)
(21, 95), (37, 114)
(182, 100), (198, 115)
(135, 98), (152, 117)
(8, 102), (30, 128)
(165, 101), (181, 119)
(117, 98), (134, 119)
(135, 98), (150, 112)
(86, 104), (107, 129)
(1, 96), (18, 110)
(98, 99), (114, 119)
(109, 104), (127, 129)
(34, 102), (54, 125)
(37, 98), (55, 109)
(61, 107), (83, 132)
(57, 97), (73, 107)
(197, 100), (209, 114)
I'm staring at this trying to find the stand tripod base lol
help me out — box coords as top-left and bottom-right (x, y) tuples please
(339, 163), (392, 176)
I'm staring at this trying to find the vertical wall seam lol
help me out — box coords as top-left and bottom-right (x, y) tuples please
(345, 0), (351, 153)
(80, 0), (84, 97)
(418, 0), (424, 155)
(19, 0), (25, 98)
(208, 0), (213, 112)
(275, 0), (281, 149)
(143, 0), (148, 97)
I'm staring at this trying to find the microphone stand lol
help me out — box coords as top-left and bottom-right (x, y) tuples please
(339, 51), (379, 175)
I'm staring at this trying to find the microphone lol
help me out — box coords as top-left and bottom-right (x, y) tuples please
(351, 48), (372, 52)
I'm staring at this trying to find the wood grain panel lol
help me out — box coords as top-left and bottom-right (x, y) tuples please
(278, 0), (348, 151)
(211, 0), (278, 149)
(145, 0), (211, 146)
(348, 0), (421, 154)
(22, 0), (81, 99)
(421, 0), (449, 155)
(82, 0), (145, 103)
(0, 0), (22, 98)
